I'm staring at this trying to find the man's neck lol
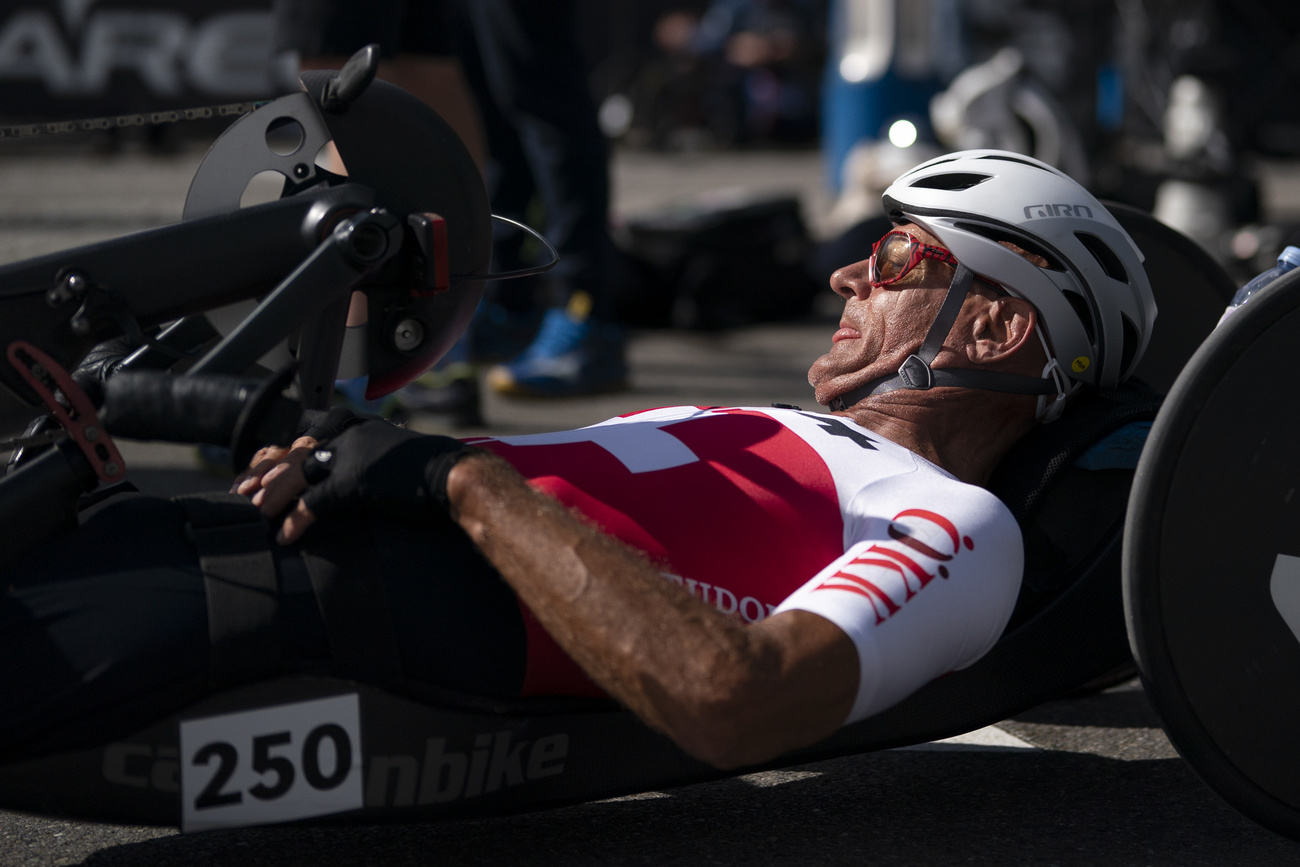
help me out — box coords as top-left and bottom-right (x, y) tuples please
(836, 391), (1037, 485)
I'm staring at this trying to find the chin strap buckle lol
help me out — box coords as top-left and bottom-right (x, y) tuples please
(897, 355), (934, 390)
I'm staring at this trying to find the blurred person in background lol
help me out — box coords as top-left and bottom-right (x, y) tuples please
(691, 0), (824, 145)
(638, 0), (825, 148)
(274, 0), (628, 427)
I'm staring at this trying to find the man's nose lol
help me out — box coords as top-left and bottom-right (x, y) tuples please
(830, 260), (872, 300)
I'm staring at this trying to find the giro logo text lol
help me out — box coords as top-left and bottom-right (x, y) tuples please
(1023, 203), (1094, 219)
(366, 731), (569, 807)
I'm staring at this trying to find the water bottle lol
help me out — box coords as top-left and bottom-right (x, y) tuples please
(1219, 245), (1300, 326)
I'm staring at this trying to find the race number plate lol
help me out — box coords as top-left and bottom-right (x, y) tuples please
(180, 694), (363, 832)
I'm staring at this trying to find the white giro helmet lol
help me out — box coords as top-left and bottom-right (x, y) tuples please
(830, 149), (1157, 422)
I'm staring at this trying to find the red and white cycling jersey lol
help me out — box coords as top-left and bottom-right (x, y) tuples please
(471, 405), (1023, 724)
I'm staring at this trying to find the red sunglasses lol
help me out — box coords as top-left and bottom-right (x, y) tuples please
(868, 230), (961, 288)
(868, 230), (1009, 296)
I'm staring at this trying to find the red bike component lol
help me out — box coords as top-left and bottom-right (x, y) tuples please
(7, 340), (126, 483)
(408, 212), (450, 295)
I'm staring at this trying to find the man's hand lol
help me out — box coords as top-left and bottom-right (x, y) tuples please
(231, 406), (384, 536)
(256, 423), (475, 545)
(233, 406), (378, 497)
(232, 436), (320, 500)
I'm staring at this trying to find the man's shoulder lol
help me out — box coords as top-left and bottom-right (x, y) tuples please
(843, 457), (1022, 549)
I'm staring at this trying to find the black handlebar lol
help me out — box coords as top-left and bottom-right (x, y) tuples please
(100, 371), (299, 456)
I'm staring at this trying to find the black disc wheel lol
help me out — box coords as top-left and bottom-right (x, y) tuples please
(1126, 266), (1300, 840)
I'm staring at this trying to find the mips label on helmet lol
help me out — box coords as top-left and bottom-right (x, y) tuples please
(1071, 357), (1090, 373)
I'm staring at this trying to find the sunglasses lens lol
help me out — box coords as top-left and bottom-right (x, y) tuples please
(873, 233), (913, 284)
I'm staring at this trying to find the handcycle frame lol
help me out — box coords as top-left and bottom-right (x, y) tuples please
(0, 59), (1250, 833)
(0, 49), (534, 556)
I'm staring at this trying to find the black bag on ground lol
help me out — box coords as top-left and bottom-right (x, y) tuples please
(613, 192), (820, 330)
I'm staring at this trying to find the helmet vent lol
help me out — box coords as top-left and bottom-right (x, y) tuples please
(1064, 290), (1097, 344)
(1120, 313), (1140, 375)
(1075, 232), (1128, 283)
(909, 173), (990, 192)
(976, 153), (1049, 170)
(902, 156), (959, 176)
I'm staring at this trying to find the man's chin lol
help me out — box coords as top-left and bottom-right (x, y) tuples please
(813, 380), (855, 409)
(809, 364), (876, 409)
(806, 353), (845, 390)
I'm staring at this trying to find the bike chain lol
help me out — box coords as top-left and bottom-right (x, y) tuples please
(0, 99), (269, 454)
(0, 101), (267, 140)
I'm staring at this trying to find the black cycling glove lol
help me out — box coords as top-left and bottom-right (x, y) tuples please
(299, 422), (477, 522)
(295, 406), (382, 443)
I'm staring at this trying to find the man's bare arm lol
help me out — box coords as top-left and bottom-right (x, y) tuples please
(446, 451), (860, 769)
(255, 440), (860, 767)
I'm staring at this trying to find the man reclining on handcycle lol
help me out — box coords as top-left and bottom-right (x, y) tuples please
(0, 151), (1155, 769)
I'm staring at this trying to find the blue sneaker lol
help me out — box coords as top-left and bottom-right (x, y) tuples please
(487, 294), (628, 397)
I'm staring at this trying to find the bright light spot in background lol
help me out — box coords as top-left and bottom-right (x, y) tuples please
(1231, 228), (1262, 261)
(599, 94), (634, 138)
(888, 119), (918, 148)
(839, 52), (870, 83)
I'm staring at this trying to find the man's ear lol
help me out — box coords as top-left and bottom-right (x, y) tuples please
(967, 296), (1039, 366)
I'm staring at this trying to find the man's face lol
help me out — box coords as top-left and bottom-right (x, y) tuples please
(807, 223), (959, 407)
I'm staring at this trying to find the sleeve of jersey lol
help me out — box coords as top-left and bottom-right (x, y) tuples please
(771, 474), (1024, 726)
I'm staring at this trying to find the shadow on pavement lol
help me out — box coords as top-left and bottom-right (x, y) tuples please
(76, 747), (1289, 867)
(1012, 683), (1162, 730)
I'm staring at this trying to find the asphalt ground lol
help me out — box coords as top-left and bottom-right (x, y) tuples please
(2, 136), (1300, 863)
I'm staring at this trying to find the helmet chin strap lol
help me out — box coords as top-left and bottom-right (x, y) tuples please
(1032, 328), (1077, 422)
(825, 263), (1064, 415)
